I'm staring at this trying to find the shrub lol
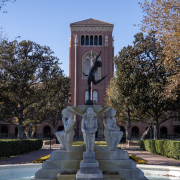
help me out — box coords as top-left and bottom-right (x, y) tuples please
(140, 140), (180, 160)
(0, 139), (43, 158)
(139, 140), (145, 150)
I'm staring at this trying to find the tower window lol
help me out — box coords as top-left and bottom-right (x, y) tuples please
(86, 35), (89, 46)
(93, 91), (98, 104)
(99, 35), (102, 46)
(94, 35), (98, 46)
(90, 35), (93, 46)
(85, 59), (90, 78)
(81, 35), (84, 46)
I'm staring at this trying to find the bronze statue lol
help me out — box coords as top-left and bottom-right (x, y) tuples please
(83, 50), (107, 105)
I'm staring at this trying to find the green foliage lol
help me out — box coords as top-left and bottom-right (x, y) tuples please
(106, 31), (180, 140)
(0, 40), (70, 138)
(0, 139), (43, 158)
(140, 140), (180, 160)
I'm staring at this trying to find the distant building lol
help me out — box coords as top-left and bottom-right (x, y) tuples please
(69, 18), (114, 139)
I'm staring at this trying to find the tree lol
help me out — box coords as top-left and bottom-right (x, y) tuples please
(105, 46), (146, 140)
(0, 40), (70, 138)
(139, 0), (180, 98)
(106, 31), (180, 140)
(34, 76), (71, 135)
(132, 31), (180, 139)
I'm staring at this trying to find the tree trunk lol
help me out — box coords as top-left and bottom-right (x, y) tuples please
(24, 129), (29, 139)
(53, 127), (56, 134)
(18, 121), (24, 139)
(126, 107), (131, 140)
(31, 128), (36, 139)
(141, 125), (150, 140)
(154, 123), (159, 140)
(18, 103), (24, 139)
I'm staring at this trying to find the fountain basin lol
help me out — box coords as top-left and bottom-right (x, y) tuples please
(0, 164), (180, 180)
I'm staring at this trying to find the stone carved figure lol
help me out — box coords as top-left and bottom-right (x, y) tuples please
(83, 50), (107, 105)
(103, 108), (123, 151)
(81, 107), (98, 152)
(55, 108), (75, 151)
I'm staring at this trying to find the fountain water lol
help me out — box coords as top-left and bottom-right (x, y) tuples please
(0, 164), (180, 180)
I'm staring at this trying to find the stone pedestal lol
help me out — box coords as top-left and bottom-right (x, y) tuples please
(76, 152), (103, 180)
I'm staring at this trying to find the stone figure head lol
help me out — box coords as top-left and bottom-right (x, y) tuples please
(62, 108), (75, 119)
(104, 108), (116, 117)
(86, 107), (95, 120)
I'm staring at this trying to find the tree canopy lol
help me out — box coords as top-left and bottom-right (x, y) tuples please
(0, 40), (70, 138)
(139, 0), (180, 98)
(106, 31), (180, 139)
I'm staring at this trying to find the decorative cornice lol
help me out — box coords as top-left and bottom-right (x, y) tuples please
(70, 25), (113, 32)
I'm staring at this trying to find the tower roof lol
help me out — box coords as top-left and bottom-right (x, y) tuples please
(70, 18), (113, 26)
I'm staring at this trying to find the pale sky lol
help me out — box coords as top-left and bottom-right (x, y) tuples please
(0, 0), (145, 76)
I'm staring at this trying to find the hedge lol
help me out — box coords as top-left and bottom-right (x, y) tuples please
(139, 140), (180, 160)
(0, 139), (43, 158)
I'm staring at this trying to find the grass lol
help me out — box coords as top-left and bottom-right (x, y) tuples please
(72, 141), (107, 146)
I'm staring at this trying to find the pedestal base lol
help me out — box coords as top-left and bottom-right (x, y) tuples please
(76, 152), (103, 180)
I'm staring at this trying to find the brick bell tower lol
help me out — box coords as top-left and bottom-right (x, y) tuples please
(69, 18), (114, 138)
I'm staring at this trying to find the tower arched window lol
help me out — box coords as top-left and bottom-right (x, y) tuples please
(86, 35), (89, 45)
(94, 35), (98, 46)
(81, 35), (84, 46)
(90, 35), (93, 46)
(93, 91), (98, 105)
(85, 91), (88, 103)
(85, 59), (90, 78)
(99, 35), (102, 46)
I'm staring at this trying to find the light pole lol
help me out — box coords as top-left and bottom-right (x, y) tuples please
(30, 121), (33, 139)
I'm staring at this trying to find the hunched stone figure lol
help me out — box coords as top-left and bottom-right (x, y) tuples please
(103, 108), (123, 151)
(55, 108), (75, 151)
(81, 107), (98, 152)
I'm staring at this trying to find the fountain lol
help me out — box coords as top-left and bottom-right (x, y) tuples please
(1, 51), (178, 180)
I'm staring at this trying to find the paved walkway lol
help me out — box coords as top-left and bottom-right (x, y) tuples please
(0, 144), (180, 167)
(0, 149), (54, 165)
(125, 149), (180, 167)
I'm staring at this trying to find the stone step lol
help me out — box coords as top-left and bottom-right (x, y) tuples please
(49, 148), (129, 161)
(42, 160), (81, 170)
(31, 178), (57, 180)
(103, 175), (148, 180)
(102, 168), (145, 178)
(95, 149), (129, 160)
(80, 161), (100, 174)
(50, 150), (83, 160)
(76, 170), (103, 180)
(99, 159), (136, 169)
(35, 168), (77, 179)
